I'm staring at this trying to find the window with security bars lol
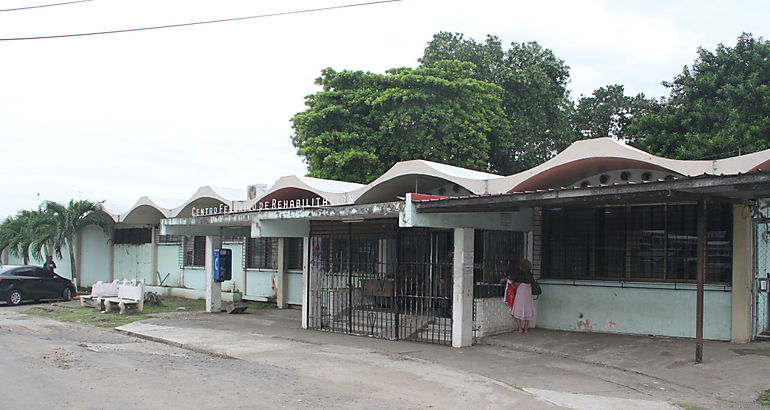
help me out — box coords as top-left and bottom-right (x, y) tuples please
(473, 230), (527, 298)
(181, 236), (206, 267)
(286, 238), (304, 270)
(246, 238), (278, 269)
(542, 203), (732, 283)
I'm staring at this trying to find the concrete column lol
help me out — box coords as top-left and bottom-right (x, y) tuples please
(452, 228), (474, 348)
(151, 226), (159, 285)
(731, 204), (752, 343)
(301, 236), (310, 329)
(205, 236), (222, 313)
(276, 238), (288, 309)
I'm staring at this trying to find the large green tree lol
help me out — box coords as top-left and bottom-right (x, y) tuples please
(291, 60), (510, 183)
(631, 33), (770, 159)
(420, 32), (575, 173)
(571, 84), (657, 142)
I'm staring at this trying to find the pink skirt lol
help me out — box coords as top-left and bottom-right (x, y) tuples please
(512, 283), (535, 320)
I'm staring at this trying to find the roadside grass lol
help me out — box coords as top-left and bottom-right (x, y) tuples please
(757, 389), (770, 406)
(24, 298), (275, 328)
(676, 404), (706, 410)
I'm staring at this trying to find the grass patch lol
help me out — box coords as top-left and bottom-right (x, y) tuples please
(757, 389), (770, 406)
(24, 298), (275, 328)
(675, 404), (706, 410)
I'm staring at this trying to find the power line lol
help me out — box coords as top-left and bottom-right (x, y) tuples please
(0, 0), (401, 41)
(0, 0), (92, 13)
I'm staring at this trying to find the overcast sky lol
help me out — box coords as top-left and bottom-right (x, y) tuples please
(1, 0), (768, 219)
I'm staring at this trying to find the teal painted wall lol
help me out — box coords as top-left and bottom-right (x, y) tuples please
(113, 243), (153, 284)
(79, 226), (111, 286)
(287, 270), (303, 305)
(245, 269), (277, 300)
(157, 244), (183, 286)
(536, 281), (732, 340)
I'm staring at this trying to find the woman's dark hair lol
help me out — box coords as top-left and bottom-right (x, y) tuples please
(519, 259), (533, 283)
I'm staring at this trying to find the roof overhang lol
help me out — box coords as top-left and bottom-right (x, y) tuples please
(414, 172), (770, 213)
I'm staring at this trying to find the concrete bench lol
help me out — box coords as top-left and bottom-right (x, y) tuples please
(104, 281), (145, 315)
(80, 281), (120, 310)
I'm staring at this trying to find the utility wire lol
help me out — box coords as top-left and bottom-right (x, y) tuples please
(0, 0), (92, 13)
(0, 0), (401, 41)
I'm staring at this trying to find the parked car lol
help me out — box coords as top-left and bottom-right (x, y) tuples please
(0, 265), (76, 306)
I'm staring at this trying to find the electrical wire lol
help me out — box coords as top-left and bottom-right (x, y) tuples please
(0, 0), (92, 13)
(0, 0), (401, 41)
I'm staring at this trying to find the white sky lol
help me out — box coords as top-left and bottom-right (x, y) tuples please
(1, 0), (768, 219)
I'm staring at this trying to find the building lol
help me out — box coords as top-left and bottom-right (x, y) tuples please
(4, 138), (770, 347)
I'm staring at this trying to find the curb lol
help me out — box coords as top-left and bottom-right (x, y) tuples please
(115, 327), (236, 359)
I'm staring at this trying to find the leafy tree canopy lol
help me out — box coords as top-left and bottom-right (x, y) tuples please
(420, 32), (575, 173)
(631, 33), (770, 159)
(291, 60), (510, 183)
(571, 84), (658, 142)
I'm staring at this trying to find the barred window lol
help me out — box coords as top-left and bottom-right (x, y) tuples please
(246, 238), (278, 269)
(542, 203), (732, 283)
(286, 238), (304, 270)
(182, 236), (206, 267)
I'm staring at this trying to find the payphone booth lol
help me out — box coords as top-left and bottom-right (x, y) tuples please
(213, 248), (232, 282)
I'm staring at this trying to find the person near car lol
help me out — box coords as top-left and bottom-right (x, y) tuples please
(43, 256), (56, 272)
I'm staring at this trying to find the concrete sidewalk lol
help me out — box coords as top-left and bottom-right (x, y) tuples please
(116, 307), (770, 409)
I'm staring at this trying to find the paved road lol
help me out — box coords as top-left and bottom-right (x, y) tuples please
(0, 304), (552, 409)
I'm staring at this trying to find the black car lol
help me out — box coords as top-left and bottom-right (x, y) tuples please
(0, 265), (76, 305)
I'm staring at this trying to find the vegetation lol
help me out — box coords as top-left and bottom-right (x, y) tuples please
(757, 389), (770, 406)
(292, 32), (769, 181)
(24, 298), (276, 328)
(0, 200), (109, 287)
(291, 60), (509, 182)
(631, 33), (770, 160)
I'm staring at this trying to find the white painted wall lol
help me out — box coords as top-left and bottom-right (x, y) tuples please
(113, 243), (153, 284)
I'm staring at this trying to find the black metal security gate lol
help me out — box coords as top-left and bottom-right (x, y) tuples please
(307, 220), (453, 345)
(753, 210), (770, 339)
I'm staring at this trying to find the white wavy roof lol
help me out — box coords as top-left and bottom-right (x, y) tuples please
(102, 138), (770, 225)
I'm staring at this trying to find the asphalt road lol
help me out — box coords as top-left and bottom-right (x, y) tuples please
(0, 304), (553, 409)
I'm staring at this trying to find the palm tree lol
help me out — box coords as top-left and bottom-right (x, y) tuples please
(43, 200), (109, 288)
(0, 210), (37, 264)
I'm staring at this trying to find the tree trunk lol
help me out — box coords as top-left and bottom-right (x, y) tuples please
(68, 240), (78, 288)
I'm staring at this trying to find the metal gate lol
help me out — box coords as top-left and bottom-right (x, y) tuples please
(752, 213), (770, 339)
(307, 221), (453, 345)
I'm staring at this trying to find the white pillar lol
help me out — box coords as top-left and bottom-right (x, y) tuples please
(276, 238), (288, 309)
(205, 236), (222, 313)
(151, 226), (159, 285)
(452, 228), (474, 348)
(301, 236), (310, 329)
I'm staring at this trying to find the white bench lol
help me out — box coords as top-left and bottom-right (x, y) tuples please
(103, 281), (145, 315)
(80, 281), (120, 310)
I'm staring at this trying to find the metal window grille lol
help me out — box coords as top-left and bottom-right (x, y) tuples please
(541, 203), (732, 283)
(246, 237), (278, 269)
(180, 235), (206, 267)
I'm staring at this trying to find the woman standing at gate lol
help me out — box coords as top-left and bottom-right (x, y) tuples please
(512, 259), (535, 333)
